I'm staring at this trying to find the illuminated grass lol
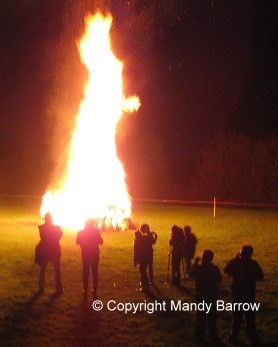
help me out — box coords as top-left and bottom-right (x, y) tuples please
(0, 198), (277, 346)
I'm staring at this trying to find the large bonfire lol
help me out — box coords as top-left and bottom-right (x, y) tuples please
(40, 13), (140, 229)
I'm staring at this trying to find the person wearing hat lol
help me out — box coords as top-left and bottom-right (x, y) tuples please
(134, 223), (157, 292)
(36, 213), (63, 294)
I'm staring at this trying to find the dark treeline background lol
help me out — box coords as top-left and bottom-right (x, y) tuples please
(195, 132), (278, 203)
(0, 1), (277, 203)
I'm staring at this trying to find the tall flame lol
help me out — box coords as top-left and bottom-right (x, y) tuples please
(40, 13), (140, 229)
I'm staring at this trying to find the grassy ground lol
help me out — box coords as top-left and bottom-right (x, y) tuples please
(0, 197), (277, 346)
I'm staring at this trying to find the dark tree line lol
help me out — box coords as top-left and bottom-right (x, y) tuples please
(194, 132), (278, 203)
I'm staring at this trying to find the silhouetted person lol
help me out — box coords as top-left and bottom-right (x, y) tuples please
(184, 225), (198, 273)
(224, 245), (264, 346)
(169, 225), (185, 285)
(190, 250), (222, 344)
(134, 224), (157, 292)
(76, 219), (103, 299)
(36, 213), (63, 294)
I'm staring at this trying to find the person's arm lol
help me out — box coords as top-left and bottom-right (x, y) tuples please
(215, 266), (222, 285)
(134, 237), (138, 267)
(224, 258), (236, 276)
(98, 232), (103, 245)
(39, 226), (43, 241)
(76, 231), (81, 245)
(151, 232), (158, 244)
(169, 230), (173, 246)
(193, 234), (198, 246)
(255, 261), (264, 281)
(58, 227), (62, 239)
(189, 257), (200, 278)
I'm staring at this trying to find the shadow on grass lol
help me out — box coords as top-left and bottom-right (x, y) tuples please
(71, 301), (104, 347)
(0, 291), (41, 345)
(0, 291), (63, 346)
(142, 285), (196, 345)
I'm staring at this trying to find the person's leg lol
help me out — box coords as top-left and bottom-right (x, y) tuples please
(38, 261), (47, 292)
(186, 258), (192, 273)
(245, 311), (259, 345)
(82, 254), (90, 296)
(53, 257), (63, 292)
(92, 253), (99, 296)
(172, 251), (180, 284)
(207, 301), (218, 342)
(230, 310), (243, 343)
(171, 251), (177, 282)
(139, 262), (148, 291)
(176, 254), (181, 284)
(149, 260), (153, 284)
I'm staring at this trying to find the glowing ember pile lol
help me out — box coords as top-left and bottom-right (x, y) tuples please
(40, 13), (140, 229)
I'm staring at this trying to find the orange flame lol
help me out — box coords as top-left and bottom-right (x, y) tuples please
(40, 13), (140, 229)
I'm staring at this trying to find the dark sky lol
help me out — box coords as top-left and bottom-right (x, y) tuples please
(0, 0), (277, 197)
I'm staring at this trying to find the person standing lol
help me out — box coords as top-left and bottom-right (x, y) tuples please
(183, 225), (198, 273)
(134, 224), (157, 292)
(36, 213), (63, 294)
(224, 245), (264, 346)
(76, 219), (103, 299)
(169, 225), (185, 285)
(189, 250), (222, 344)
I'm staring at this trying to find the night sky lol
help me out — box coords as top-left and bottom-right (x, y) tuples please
(0, 0), (277, 198)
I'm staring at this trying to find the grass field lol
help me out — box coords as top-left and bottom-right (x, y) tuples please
(0, 197), (277, 346)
